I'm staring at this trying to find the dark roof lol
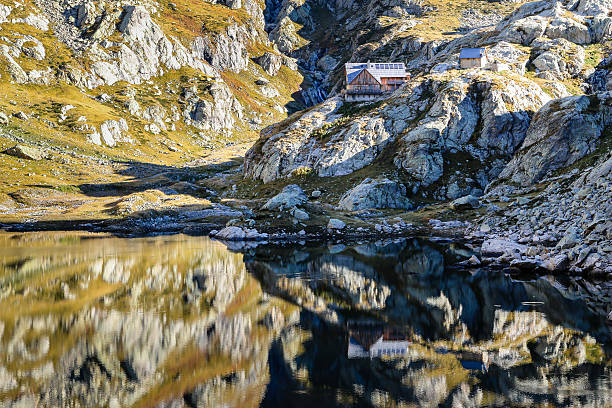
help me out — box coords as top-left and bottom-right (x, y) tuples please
(459, 48), (486, 59)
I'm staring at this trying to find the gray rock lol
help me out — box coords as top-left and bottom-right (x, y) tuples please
(98, 119), (130, 147)
(188, 82), (243, 132)
(543, 254), (570, 272)
(261, 185), (307, 211)
(192, 24), (249, 73)
(450, 195), (480, 210)
(481, 239), (527, 257)
(213, 226), (267, 241)
(256, 52), (282, 76)
(290, 207), (310, 221)
(338, 178), (413, 211)
(14, 111), (28, 120)
(498, 16), (547, 45)
(468, 255), (481, 265)
(327, 218), (346, 230)
(3, 144), (45, 161)
(545, 17), (590, 45)
(499, 93), (612, 185)
(591, 15), (612, 43)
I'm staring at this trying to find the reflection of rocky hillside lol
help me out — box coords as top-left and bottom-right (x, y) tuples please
(243, 238), (612, 407)
(0, 233), (610, 407)
(0, 233), (298, 407)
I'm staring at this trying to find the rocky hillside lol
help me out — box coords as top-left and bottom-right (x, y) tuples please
(245, 0), (612, 205)
(0, 0), (308, 226)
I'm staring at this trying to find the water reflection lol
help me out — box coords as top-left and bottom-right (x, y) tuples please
(0, 233), (609, 407)
(347, 321), (411, 359)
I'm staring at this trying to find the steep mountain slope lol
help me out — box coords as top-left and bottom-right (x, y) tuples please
(0, 0), (306, 224)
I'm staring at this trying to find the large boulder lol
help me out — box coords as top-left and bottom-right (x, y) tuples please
(338, 178), (413, 211)
(3, 144), (45, 160)
(572, 0), (612, 16)
(530, 38), (585, 79)
(545, 16), (590, 44)
(498, 16), (548, 45)
(481, 239), (527, 257)
(498, 93), (612, 185)
(89, 118), (130, 147)
(450, 195), (480, 210)
(590, 15), (612, 43)
(261, 184), (308, 210)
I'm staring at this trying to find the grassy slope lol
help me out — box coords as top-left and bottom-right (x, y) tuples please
(0, 0), (305, 223)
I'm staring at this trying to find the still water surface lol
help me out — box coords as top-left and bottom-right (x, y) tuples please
(0, 233), (609, 407)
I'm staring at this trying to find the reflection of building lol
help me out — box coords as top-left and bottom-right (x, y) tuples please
(347, 322), (411, 359)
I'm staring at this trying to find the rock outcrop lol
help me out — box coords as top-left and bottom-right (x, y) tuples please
(338, 178), (413, 211)
(245, 71), (550, 202)
(499, 93), (612, 185)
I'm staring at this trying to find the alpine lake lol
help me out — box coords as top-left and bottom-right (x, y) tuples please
(0, 232), (609, 407)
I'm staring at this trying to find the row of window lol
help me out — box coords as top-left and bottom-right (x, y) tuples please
(374, 348), (406, 356)
(374, 63), (403, 70)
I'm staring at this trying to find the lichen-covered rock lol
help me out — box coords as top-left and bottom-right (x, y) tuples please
(338, 178), (413, 211)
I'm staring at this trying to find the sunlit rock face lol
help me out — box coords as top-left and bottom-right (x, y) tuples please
(0, 233), (609, 407)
